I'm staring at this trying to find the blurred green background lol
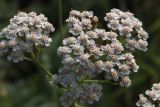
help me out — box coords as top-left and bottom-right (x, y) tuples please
(0, 0), (160, 107)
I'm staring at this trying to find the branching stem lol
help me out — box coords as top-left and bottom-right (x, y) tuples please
(26, 52), (53, 78)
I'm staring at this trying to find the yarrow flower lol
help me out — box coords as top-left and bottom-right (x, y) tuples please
(59, 83), (102, 107)
(136, 94), (155, 107)
(49, 9), (149, 106)
(136, 83), (160, 107)
(104, 8), (148, 52)
(0, 12), (55, 62)
(66, 10), (98, 36)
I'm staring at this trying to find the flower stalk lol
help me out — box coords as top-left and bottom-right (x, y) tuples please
(58, 0), (63, 41)
(82, 79), (118, 85)
(31, 52), (53, 78)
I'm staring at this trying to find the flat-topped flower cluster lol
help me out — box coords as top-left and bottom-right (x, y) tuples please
(0, 9), (150, 107)
(0, 12), (54, 62)
(50, 8), (149, 106)
(137, 83), (160, 107)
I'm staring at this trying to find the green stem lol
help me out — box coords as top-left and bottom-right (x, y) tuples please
(35, 47), (41, 61)
(58, 0), (63, 41)
(74, 102), (85, 107)
(82, 80), (118, 85)
(34, 59), (53, 77)
(31, 52), (53, 78)
(24, 57), (32, 61)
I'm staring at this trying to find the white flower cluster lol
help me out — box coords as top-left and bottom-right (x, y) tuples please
(0, 12), (54, 62)
(104, 8), (148, 52)
(60, 83), (102, 107)
(137, 83), (160, 107)
(136, 94), (154, 107)
(66, 10), (98, 36)
(52, 9), (149, 106)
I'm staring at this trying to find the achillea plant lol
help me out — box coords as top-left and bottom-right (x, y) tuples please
(50, 8), (149, 106)
(0, 12), (54, 62)
(137, 83), (160, 107)
(0, 9), (151, 107)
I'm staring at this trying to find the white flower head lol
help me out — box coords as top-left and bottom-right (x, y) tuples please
(55, 9), (150, 106)
(136, 94), (155, 107)
(0, 11), (55, 62)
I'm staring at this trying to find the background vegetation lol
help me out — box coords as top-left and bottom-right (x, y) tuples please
(0, 0), (160, 107)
